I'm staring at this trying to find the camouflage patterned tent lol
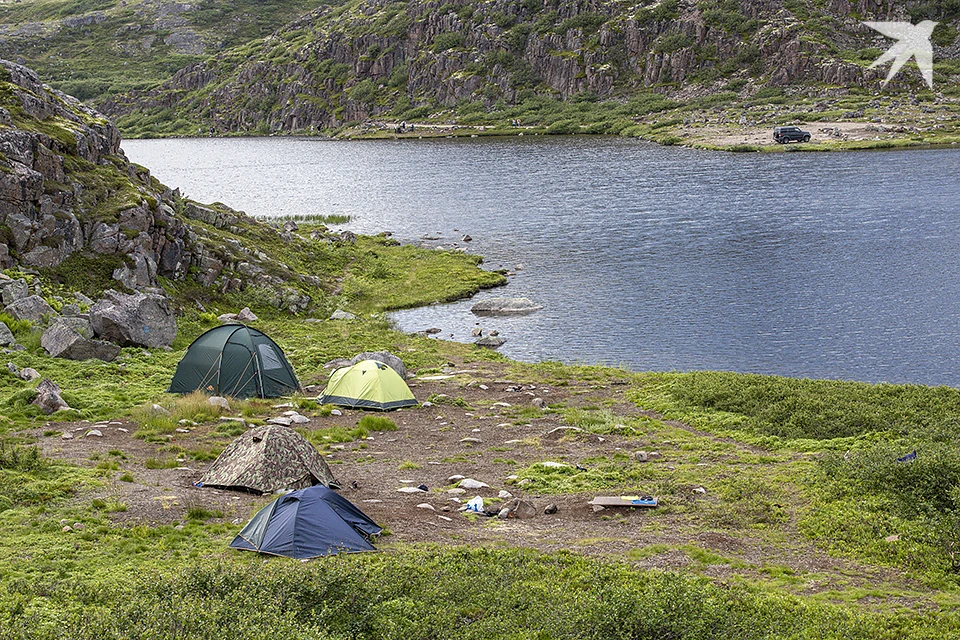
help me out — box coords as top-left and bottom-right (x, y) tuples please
(200, 425), (337, 494)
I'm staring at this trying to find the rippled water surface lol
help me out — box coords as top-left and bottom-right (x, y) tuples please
(123, 137), (960, 386)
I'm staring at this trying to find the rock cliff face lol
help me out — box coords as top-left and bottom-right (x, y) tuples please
(0, 59), (319, 312)
(100, 0), (959, 134)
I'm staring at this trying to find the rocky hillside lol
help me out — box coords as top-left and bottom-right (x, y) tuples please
(0, 0), (327, 103)
(98, 0), (960, 136)
(0, 58), (353, 314)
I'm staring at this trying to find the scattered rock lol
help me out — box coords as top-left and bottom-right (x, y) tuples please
(537, 461), (571, 469)
(85, 429), (103, 437)
(289, 413), (310, 424)
(73, 523), (85, 531)
(397, 486), (428, 493)
(634, 451), (649, 462)
(3, 295), (56, 323)
(693, 487), (707, 495)
(498, 490), (513, 499)
(458, 478), (490, 490)
(471, 297), (542, 316)
(267, 417), (293, 426)
(208, 396), (230, 411)
(531, 397), (547, 409)
(424, 327), (442, 334)
(459, 437), (483, 444)
(19, 367), (40, 381)
(150, 404), (171, 416)
(329, 309), (357, 321)
(236, 307), (258, 322)
(62, 526), (72, 532)
(348, 350), (407, 379)
(885, 534), (900, 543)
(544, 426), (583, 440)
(544, 503), (558, 514)
(61, 431), (74, 440)
(32, 378), (71, 414)
(331, 409), (342, 416)
(647, 452), (662, 460)
(0, 322), (14, 347)
(89, 290), (177, 348)
(6, 362), (18, 375)
(416, 503), (436, 511)
(475, 335), (506, 348)
(41, 318), (120, 361)
(447, 475), (465, 483)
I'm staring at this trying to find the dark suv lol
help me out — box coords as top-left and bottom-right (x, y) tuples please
(773, 126), (811, 143)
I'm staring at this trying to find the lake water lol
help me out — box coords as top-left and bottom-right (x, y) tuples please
(123, 136), (960, 387)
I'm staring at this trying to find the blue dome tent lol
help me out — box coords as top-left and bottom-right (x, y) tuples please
(230, 485), (381, 558)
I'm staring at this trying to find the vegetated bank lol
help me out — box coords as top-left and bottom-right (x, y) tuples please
(5, 61), (960, 638)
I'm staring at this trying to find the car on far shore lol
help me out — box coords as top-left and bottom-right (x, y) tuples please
(774, 126), (811, 143)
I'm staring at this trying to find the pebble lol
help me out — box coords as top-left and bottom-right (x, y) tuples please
(397, 486), (427, 493)
(538, 461), (570, 469)
(693, 487), (707, 494)
(363, 499), (384, 504)
(446, 488), (466, 494)
(331, 409), (342, 416)
(438, 515), (453, 522)
(61, 432), (74, 440)
(498, 490), (513, 499)
(544, 504), (559, 514)
(267, 417), (293, 426)
(62, 526), (72, 532)
(447, 475), (465, 483)
(478, 384), (489, 390)
(85, 429), (103, 437)
(459, 437), (482, 444)
(458, 478), (490, 489)
(73, 523), (85, 530)
(416, 503), (436, 511)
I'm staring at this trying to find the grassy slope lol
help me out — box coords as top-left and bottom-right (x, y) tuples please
(0, 0), (329, 102)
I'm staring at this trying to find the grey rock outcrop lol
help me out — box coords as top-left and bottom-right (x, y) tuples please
(89, 290), (177, 348)
(0, 278), (29, 305)
(41, 318), (120, 361)
(349, 350), (407, 379)
(471, 298), (542, 316)
(3, 295), (56, 324)
(32, 378), (71, 414)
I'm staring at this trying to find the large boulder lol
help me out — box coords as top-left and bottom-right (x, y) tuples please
(3, 295), (56, 324)
(470, 297), (543, 316)
(0, 321), (14, 347)
(349, 350), (407, 379)
(89, 290), (176, 348)
(32, 378), (71, 414)
(41, 318), (120, 361)
(0, 278), (29, 305)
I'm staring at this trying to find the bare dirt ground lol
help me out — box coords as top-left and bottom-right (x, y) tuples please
(33, 355), (934, 607)
(680, 120), (928, 147)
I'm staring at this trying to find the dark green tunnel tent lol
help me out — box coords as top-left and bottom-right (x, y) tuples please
(168, 324), (300, 399)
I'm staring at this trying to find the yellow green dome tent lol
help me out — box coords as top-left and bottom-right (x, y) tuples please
(320, 360), (416, 411)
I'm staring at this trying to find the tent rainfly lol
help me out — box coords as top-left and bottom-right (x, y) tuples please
(230, 485), (382, 558)
(200, 424), (338, 493)
(168, 324), (300, 399)
(320, 359), (417, 411)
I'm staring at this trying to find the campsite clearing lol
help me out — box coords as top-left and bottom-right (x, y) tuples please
(32, 355), (934, 608)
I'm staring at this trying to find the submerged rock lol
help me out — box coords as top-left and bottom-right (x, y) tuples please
(471, 297), (542, 316)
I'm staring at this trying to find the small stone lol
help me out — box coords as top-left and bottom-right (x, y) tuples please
(478, 384), (489, 390)
(416, 503), (436, 511)
(447, 475), (465, 483)
(424, 327), (442, 334)
(150, 404), (171, 416)
(174, 524), (185, 530)
(647, 452), (662, 460)
(175, 428), (190, 433)
(498, 490), (513, 499)
(518, 479), (533, 487)
(267, 416), (293, 426)
(693, 487), (707, 495)
(458, 478), (490, 489)
(592, 505), (606, 513)
(446, 488), (466, 494)
(497, 507), (512, 519)
(73, 523), (85, 531)
(62, 526), (72, 532)
(20, 368), (40, 381)
(287, 414), (310, 424)
(331, 409), (342, 416)
(85, 429), (103, 437)
(492, 402), (511, 408)
(61, 432), (74, 440)
(397, 486), (428, 493)
(544, 504), (558, 514)
(634, 451), (649, 462)
(459, 437), (482, 444)
(438, 515), (453, 522)
(885, 534), (900, 543)
(532, 398), (547, 409)
(362, 499), (383, 504)
(538, 461), (570, 469)
(116, 428), (128, 433)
